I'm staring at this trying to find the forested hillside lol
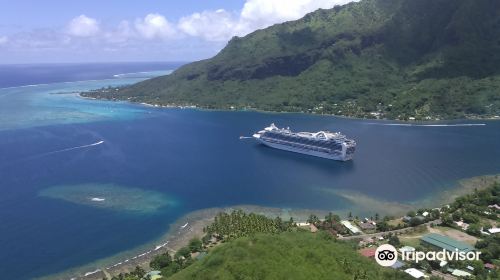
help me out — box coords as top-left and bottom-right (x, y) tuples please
(84, 0), (500, 120)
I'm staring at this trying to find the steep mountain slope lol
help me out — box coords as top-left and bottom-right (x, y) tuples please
(84, 0), (500, 120)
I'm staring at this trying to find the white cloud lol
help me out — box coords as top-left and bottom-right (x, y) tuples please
(177, 0), (357, 42)
(0, 36), (8, 45)
(66, 15), (100, 37)
(240, 0), (353, 27)
(178, 9), (240, 42)
(135, 14), (177, 39)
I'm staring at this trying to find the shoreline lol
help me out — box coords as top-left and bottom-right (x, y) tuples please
(39, 174), (500, 280)
(77, 93), (500, 123)
(38, 205), (333, 280)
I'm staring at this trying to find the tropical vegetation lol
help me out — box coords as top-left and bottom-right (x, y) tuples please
(83, 0), (500, 120)
(169, 231), (411, 280)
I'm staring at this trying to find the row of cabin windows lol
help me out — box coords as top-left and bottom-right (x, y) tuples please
(263, 137), (343, 154)
(265, 132), (342, 150)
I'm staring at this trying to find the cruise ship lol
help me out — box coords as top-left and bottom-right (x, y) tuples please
(253, 124), (356, 161)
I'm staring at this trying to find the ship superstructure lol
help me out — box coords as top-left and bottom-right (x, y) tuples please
(253, 124), (356, 161)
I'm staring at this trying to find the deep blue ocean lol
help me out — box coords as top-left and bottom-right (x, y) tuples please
(0, 63), (499, 279)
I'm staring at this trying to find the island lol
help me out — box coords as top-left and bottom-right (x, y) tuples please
(81, 0), (500, 121)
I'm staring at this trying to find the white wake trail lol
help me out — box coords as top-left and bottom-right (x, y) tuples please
(41, 140), (105, 156)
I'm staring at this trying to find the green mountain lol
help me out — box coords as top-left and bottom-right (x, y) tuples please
(84, 0), (500, 120)
(168, 231), (412, 280)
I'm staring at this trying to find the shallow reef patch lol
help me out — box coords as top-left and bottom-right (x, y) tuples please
(39, 183), (177, 213)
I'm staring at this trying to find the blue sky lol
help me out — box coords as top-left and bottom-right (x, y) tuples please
(0, 0), (354, 64)
(0, 1), (245, 30)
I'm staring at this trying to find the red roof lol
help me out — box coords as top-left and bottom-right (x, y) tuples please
(485, 263), (497, 269)
(359, 248), (377, 258)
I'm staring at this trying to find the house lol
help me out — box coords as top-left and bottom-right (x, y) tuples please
(454, 221), (469, 230)
(421, 233), (475, 253)
(488, 227), (500, 234)
(451, 269), (472, 277)
(404, 268), (425, 279)
(341, 220), (362, 234)
(422, 211), (429, 217)
(485, 263), (497, 270)
(359, 222), (376, 230)
(359, 248), (377, 258)
(363, 218), (377, 225)
(488, 204), (500, 210)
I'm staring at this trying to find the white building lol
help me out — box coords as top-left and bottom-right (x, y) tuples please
(404, 268), (425, 279)
(341, 220), (362, 234)
(488, 228), (500, 234)
(452, 269), (472, 277)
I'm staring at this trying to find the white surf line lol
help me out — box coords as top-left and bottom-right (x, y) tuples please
(366, 123), (486, 127)
(100, 240), (171, 274)
(83, 269), (101, 277)
(155, 241), (170, 251)
(113, 71), (161, 78)
(0, 70), (173, 90)
(113, 70), (173, 78)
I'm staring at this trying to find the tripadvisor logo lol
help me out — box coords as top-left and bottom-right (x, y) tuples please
(375, 244), (398, 267)
(374, 244), (482, 267)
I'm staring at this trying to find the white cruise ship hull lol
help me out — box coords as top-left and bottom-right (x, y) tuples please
(256, 138), (351, 161)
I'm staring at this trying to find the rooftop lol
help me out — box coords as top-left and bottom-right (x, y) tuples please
(359, 222), (376, 230)
(359, 248), (376, 258)
(404, 268), (425, 279)
(341, 220), (362, 234)
(451, 269), (472, 277)
(421, 233), (475, 253)
(488, 227), (500, 234)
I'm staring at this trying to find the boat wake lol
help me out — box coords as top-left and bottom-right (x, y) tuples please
(366, 123), (486, 127)
(0, 140), (105, 170)
(41, 140), (104, 156)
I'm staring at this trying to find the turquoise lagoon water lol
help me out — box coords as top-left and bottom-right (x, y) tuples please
(0, 64), (499, 279)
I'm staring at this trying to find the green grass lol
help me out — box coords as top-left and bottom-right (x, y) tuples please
(169, 231), (412, 280)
